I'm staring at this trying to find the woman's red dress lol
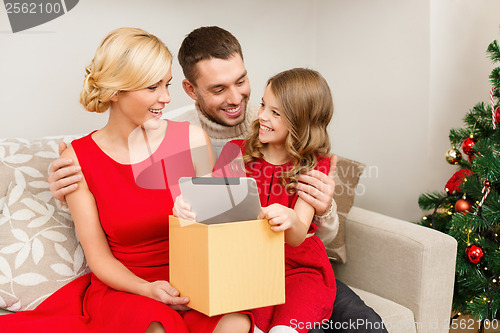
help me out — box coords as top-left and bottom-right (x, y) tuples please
(0, 121), (235, 332)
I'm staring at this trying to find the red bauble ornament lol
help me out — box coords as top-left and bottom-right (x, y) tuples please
(462, 137), (477, 162)
(445, 169), (473, 194)
(495, 106), (500, 126)
(465, 244), (485, 264)
(461, 137), (477, 156)
(455, 198), (472, 214)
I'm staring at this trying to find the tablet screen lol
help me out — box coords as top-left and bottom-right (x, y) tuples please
(178, 177), (261, 224)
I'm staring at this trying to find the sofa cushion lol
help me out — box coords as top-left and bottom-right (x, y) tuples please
(0, 137), (63, 202)
(0, 183), (88, 311)
(324, 156), (365, 263)
(350, 287), (416, 333)
(0, 308), (12, 315)
(0, 136), (87, 312)
(0, 163), (13, 212)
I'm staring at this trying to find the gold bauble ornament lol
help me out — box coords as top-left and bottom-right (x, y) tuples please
(445, 148), (462, 165)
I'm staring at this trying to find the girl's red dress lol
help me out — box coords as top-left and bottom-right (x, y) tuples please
(0, 121), (250, 332)
(214, 139), (336, 333)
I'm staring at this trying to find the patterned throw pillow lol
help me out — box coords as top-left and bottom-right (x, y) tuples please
(0, 163), (13, 213)
(324, 156), (365, 264)
(0, 137), (87, 311)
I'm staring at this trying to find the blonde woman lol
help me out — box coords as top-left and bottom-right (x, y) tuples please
(0, 28), (253, 333)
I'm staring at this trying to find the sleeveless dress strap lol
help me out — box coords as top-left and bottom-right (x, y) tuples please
(161, 120), (195, 199)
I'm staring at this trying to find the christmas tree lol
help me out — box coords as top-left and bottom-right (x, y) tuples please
(418, 37), (500, 322)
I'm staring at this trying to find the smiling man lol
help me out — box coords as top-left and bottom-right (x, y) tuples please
(172, 27), (256, 158)
(184, 55), (249, 126)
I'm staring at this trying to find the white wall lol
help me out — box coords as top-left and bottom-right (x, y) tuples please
(313, 0), (500, 221)
(1, 0), (499, 221)
(314, 0), (430, 221)
(0, 0), (316, 138)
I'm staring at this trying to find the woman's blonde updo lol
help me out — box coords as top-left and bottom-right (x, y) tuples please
(80, 27), (173, 113)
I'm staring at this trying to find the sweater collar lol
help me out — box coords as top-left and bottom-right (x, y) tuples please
(196, 103), (255, 140)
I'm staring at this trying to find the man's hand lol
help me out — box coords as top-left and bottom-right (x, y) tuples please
(48, 142), (82, 203)
(296, 155), (337, 216)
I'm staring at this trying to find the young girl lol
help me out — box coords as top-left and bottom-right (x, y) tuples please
(0, 28), (253, 333)
(175, 68), (336, 333)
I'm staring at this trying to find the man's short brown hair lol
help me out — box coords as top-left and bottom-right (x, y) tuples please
(178, 26), (244, 85)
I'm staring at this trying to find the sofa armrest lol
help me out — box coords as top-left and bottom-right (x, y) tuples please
(333, 206), (457, 333)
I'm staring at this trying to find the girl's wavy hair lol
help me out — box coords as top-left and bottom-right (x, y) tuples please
(244, 68), (334, 193)
(80, 27), (172, 113)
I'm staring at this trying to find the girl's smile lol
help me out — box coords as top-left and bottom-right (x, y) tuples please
(257, 84), (288, 146)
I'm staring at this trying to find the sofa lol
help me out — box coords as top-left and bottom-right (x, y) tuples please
(0, 135), (457, 333)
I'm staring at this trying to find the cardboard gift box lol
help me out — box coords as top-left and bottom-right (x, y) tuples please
(169, 216), (285, 317)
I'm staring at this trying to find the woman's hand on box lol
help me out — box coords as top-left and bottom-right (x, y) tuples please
(145, 280), (191, 311)
(172, 195), (196, 221)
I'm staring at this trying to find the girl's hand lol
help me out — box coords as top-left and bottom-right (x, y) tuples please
(145, 280), (191, 311)
(172, 195), (196, 221)
(258, 204), (298, 232)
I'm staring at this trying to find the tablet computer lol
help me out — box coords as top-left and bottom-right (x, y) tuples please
(178, 177), (261, 224)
